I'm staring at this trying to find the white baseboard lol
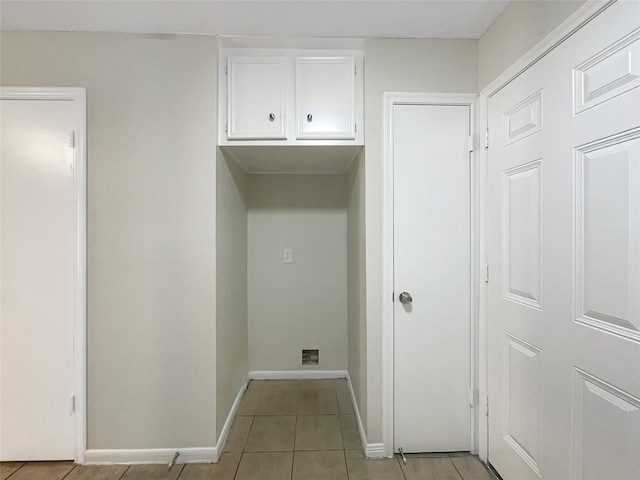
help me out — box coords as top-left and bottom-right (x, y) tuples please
(85, 379), (249, 466)
(84, 447), (217, 465)
(364, 443), (385, 458)
(248, 370), (348, 380)
(346, 372), (384, 459)
(215, 378), (248, 461)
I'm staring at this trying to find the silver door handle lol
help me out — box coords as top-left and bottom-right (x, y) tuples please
(399, 292), (412, 304)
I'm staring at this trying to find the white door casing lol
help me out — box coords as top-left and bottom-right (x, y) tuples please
(382, 93), (478, 457)
(486, 2), (640, 479)
(393, 104), (472, 452)
(0, 88), (86, 462)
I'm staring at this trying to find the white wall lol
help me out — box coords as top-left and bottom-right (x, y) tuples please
(478, 0), (585, 90)
(363, 38), (478, 443)
(247, 174), (348, 372)
(0, 31), (218, 449)
(216, 150), (249, 437)
(347, 150), (367, 425)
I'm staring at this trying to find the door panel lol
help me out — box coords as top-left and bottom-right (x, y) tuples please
(393, 104), (471, 452)
(227, 57), (287, 139)
(1, 98), (76, 460)
(487, 2), (640, 479)
(295, 57), (355, 139)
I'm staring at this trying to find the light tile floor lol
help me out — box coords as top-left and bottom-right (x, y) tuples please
(1, 379), (496, 480)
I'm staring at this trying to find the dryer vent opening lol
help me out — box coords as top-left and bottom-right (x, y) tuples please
(302, 349), (319, 366)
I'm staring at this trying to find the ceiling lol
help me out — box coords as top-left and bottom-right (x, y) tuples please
(0, 1), (509, 39)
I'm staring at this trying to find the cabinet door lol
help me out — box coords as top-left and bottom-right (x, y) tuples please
(296, 57), (356, 140)
(227, 57), (287, 140)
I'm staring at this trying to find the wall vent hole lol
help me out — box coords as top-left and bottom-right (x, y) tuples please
(302, 349), (319, 366)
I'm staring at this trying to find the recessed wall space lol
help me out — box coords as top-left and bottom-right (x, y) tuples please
(216, 37), (365, 380)
(216, 144), (364, 376)
(247, 170), (349, 372)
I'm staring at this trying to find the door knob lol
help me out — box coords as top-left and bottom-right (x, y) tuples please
(399, 292), (413, 304)
(307, 114), (313, 122)
(269, 113), (275, 121)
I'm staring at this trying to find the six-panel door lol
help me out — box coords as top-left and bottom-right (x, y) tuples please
(487, 2), (640, 479)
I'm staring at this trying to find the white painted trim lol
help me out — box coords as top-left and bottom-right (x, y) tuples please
(0, 87), (87, 464)
(482, 1), (614, 99)
(84, 448), (217, 465)
(215, 379), (248, 461)
(85, 380), (248, 466)
(248, 370), (348, 380)
(345, 372), (384, 459)
(476, 0), (616, 463)
(470, 97), (481, 456)
(382, 92), (478, 458)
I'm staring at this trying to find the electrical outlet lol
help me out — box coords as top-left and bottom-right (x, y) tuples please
(283, 248), (293, 264)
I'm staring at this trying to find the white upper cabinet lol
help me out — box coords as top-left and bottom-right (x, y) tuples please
(227, 57), (287, 140)
(219, 45), (363, 146)
(296, 57), (356, 140)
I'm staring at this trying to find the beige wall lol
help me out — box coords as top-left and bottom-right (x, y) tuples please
(247, 174), (348, 372)
(1, 31), (218, 449)
(478, 0), (585, 90)
(363, 38), (478, 443)
(347, 150), (367, 427)
(215, 150), (249, 437)
(1, 21), (569, 453)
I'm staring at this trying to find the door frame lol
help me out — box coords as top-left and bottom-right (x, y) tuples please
(382, 93), (479, 457)
(0, 87), (87, 463)
(476, 0), (617, 463)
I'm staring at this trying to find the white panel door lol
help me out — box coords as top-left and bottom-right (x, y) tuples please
(1, 98), (76, 460)
(487, 2), (640, 479)
(296, 57), (355, 140)
(394, 104), (471, 452)
(227, 57), (287, 140)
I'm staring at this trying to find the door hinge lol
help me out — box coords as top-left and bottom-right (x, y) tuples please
(469, 388), (475, 407)
(468, 135), (474, 152)
(484, 264), (489, 283)
(225, 63), (228, 75)
(71, 395), (76, 414)
(484, 128), (489, 148)
(355, 123), (358, 133)
(484, 395), (489, 416)
(225, 123), (228, 134)
(355, 65), (357, 75)
(69, 130), (76, 148)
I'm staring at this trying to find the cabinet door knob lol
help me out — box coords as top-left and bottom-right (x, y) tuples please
(269, 113), (275, 121)
(307, 114), (313, 122)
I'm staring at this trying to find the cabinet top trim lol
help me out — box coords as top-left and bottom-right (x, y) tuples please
(218, 36), (365, 50)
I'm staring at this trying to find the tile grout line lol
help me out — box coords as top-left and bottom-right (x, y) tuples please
(234, 380), (262, 480)
(333, 380), (349, 480)
(447, 456), (466, 480)
(3, 461), (25, 480)
(60, 463), (76, 480)
(117, 465), (130, 480)
(290, 380), (300, 479)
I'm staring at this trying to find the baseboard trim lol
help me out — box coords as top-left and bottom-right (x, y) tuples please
(345, 372), (384, 459)
(248, 370), (348, 380)
(215, 378), (248, 461)
(84, 379), (249, 465)
(84, 447), (217, 465)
